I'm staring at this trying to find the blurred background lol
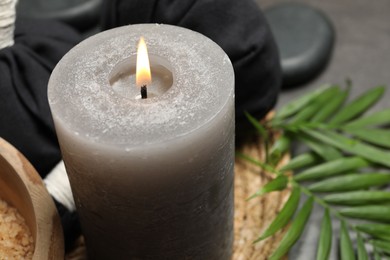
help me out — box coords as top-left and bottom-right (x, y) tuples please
(9, 0), (390, 258)
(14, 0), (390, 116)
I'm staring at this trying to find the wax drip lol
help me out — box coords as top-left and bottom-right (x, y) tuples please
(0, 0), (17, 49)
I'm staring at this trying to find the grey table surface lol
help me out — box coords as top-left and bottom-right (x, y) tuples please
(255, 0), (390, 259)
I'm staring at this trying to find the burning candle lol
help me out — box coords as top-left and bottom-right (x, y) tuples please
(136, 37), (151, 99)
(48, 24), (234, 259)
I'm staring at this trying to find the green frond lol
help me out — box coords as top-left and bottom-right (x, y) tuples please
(342, 127), (390, 148)
(289, 86), (340, 124)
(296, 134), (342, 161)
(343, 108), (390, 129)
(280, 152), (320, 171)
(357, 233), (368, 260)
(324, 191), (390, 205)
(303, 129), (390, 167)
(254, 187), (301, 242)
(311, 86), (347, 123)
(294, 156), (369, 182)
(316, 209), (332, 260)
(340, 221), (355, 260)
(274, 84), (331, 120)
(340, 205), (390, 222)
(247, 175), (288, 201)
(243, 84), (390, 259)
(268, 197), (314, 260)
(329, 85), (385, 124)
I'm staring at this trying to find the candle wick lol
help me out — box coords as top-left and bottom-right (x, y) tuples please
(141, 85), (147, 99)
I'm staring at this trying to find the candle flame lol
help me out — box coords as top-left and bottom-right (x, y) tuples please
(136, 37), (152, 87)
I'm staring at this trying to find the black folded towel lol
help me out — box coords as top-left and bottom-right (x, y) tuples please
(0, 18), (80, 177)
(101, 0), (282, 137)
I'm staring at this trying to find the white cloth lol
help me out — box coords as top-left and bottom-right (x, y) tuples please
(44, 160), (76, 211)
(0, 0), (17, 49)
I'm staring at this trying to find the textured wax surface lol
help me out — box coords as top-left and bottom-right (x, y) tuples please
(48, 24), (234, 148)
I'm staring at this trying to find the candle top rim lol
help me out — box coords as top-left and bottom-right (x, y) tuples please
(48, 24), (234, 147)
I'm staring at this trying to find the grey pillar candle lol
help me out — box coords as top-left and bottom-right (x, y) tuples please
(48, 24), (235, 259)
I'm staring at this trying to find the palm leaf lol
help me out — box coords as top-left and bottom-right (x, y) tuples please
(371, 240), (390, 254)
(340, 220), (355, 260)
(324, 191), (390, 205)
(294, 156), (369, 181)
(374, 249), (381, 260)
(269, 135), (291, 165)
(243, 84), (390, 259)
(303, 129), (390, 168)
(247, 175), (288, 200)
(297, 134), (342, 161)
(236, 152), (277, 174)
(340, 205), (390, 222)
(254, 187), (300, 242)
(269, 197), (314, 260)
(311, 86), (348, 123)
(357, 233), (368, 260)
(316, 209), (332, 260)
(343, 108), (390, 129)
(280, 152), (321, 171)
(356, 222), (390, 243)
(308, 173), (390, 192)
(274, 85), (330, 120)
(329, 86), (385, 124)
(289, 86), (340, 124)
(356, 223), (390, 237)
(245, 111), (268, 139)
(342, 128), (390, 148)
(374, 234), (390, 242)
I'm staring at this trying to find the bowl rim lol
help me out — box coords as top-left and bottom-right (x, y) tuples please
(0, 138), (64, 259)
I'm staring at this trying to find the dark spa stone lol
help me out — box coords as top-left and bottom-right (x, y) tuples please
(265, 3), (335, 88)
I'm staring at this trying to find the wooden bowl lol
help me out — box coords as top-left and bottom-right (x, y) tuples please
(0, 138), (64, 259)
